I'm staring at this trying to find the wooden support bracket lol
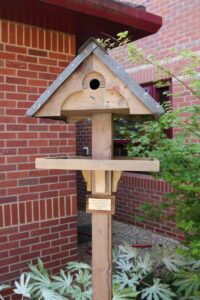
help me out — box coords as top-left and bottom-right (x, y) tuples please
(81, 170), (122, 192)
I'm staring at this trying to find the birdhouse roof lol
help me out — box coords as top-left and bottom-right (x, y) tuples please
(26, 38), (164, 119)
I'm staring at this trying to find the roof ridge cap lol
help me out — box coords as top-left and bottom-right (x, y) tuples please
(78, 37), (107, 54)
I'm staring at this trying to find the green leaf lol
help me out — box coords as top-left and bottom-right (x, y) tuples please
(141, 278), (176, 300)
(113, 272), (139, 291)
(112, 284), (139, 300)
(173, 270), (200, 297)
(136, 253), (153, 275)
(41, 288), (67, 300)
(13, 273), (31, 298)
(0, 285), (9, 292)
(51, 269), (73, 295)
(75, 269), (92, 287)
(70, 285), (92, 300)
(152, 246), (185, 272)
(66, 262), (91, 272)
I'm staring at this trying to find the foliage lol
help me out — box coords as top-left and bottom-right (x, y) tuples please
(2, 244), (200, 299)
(104, 32), (200, 259)
(0, 285), (9, 300)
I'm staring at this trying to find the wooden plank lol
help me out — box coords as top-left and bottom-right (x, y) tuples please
(36, 157), (160, 172)
(92, 113), (113, 300)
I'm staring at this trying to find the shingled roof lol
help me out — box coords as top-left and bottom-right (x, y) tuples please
(26, 38), (164, 119)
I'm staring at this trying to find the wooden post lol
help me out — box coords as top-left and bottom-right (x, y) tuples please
(92, 113), (113, 300)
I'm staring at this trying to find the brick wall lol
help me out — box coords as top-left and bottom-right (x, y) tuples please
(76, 121), (184, 239)
(115, 173), (184, 240)
(0, 19), (77, 293)
(76, 0), (200, 240)
(114, 0), (200, 110)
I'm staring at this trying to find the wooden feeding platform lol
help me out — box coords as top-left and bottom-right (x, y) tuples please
(26, 38), (164, 300)
(36, 156), (159, 172)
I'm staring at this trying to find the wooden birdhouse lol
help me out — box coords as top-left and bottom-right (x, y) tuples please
(27, 38), (163, 122)
(27, 38), (164, 300)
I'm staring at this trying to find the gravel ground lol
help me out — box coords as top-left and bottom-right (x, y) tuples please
(77, 210), (179, 264)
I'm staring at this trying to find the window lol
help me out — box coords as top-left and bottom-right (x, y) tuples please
(113, 79), (172, 156)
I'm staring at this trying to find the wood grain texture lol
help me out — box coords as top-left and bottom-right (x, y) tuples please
(36, 157), (160, 172)
(92, 113), (113, 300)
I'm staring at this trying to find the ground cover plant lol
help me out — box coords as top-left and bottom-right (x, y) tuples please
(1, 243), (200, 299)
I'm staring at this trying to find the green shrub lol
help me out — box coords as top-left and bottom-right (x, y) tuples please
(1, 244), (200, 299)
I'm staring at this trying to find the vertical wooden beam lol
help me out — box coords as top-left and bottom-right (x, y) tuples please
(92, 113), (113, 300)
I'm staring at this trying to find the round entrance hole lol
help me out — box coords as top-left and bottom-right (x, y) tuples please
(89, 79), (100, 90)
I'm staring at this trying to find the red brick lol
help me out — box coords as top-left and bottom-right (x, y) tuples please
(10, 246), (30, 256)
(0, 196), (17, 204)
(21, 251), (40, 261)
(17, 85), (37, 93)
(28, 63), (47, 72)
(0, 164), (16, 172)
(17, 70), (37, 78)
(52, 32), (58, 52)
(6, 76), (27, 85)
(6, 92), (27, 100)
(33, 201), (39, 222)
(49, 52), (67, 60)
(0, 240), (19, 252)
(0, 116), (16, 123)
(41, 232), (59, 242)
(28, 124), (48, 131)
(25, 202), (32, 223)
(6, 140), (27, 147)
(16, 23), (23, 45)
(28, 79), (48, 87)
(7, 124), (27, 131)
(64, 35), (69, 53)
(31, 241), (50, 251)
(0, 84), (16, 92)
(58, 33), (64, 52)
(6, 60), (26, 69)
(41, 219), (59, 228)
(18, 132), (37, 139)
(25, 26), (31, 47)
(39, 29), (45, 49)
(49, 66), (63, 73)
(2, 20), (8, 43)
(70, 35), (76, 55)
(28, 49), (47, 57)
(9, 232), (29, 241)
(0, 180), (17, 188)
(0, 52), (16, 60)
(0, 206), (3, 227)
(7, 187), (28, 196)
(5, 45), (27, 54)
(31, 227), (49, 237)
(39, 57), (57, 66)
(20, 236), (39, 246)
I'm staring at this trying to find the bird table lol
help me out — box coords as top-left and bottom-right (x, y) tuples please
(26, 38), (164, 300)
